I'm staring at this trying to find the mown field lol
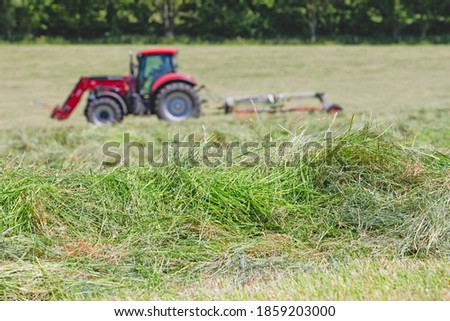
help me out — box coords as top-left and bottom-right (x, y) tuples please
(0, 45), (449, 300)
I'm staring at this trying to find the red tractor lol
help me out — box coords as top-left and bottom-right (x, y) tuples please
(51, 48), (201, 124)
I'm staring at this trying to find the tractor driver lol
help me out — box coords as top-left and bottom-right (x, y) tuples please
(139, 55), (173, 97)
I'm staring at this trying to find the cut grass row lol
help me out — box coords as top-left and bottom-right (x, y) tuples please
(1, 44), (449, 300)
(1, 124), (449, 300)
(1, 258), (449, 300)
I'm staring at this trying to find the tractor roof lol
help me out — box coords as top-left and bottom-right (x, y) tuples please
(138, 48), (178, 56)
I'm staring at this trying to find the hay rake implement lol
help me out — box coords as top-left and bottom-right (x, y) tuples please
(220, 91), (342, 115)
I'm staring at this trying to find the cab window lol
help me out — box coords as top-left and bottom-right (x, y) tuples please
(138, 55), (174, 96)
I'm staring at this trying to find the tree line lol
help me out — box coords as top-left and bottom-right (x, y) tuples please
(1, 0), (449, 42)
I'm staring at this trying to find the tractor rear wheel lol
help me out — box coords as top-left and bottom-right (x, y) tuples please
(154, 82), (201, 121)
(85, 98), (123, 125)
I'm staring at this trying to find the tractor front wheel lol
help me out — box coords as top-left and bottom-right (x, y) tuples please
(85, 98), (123, 125)
(154, 82), (201, 121)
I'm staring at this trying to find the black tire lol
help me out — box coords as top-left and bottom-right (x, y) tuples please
(154, 82), (201, 121)
(85, 98), (123, 125)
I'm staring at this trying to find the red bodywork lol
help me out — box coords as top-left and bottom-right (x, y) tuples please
(51, 48), (197, 121)
(138, 48), (178, 56)
(52, 76), (129, 120)
(151, 73), (196, 93)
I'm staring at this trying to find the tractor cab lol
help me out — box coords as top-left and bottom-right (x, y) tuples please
(136, 48), (178, 98)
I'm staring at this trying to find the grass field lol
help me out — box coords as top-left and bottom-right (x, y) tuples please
(0, 45), (449, 300)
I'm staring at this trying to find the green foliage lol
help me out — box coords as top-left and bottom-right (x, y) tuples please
(0, 0), (449, 42)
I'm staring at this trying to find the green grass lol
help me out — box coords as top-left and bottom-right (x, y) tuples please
(0, 45), (449, 300)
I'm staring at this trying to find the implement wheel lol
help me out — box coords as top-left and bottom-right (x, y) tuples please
(327, 104), (343, 113)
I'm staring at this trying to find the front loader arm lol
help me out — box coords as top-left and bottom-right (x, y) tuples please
(51, 77), (92, 120)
